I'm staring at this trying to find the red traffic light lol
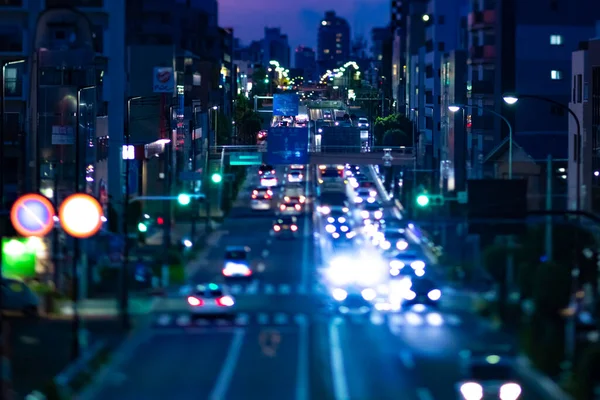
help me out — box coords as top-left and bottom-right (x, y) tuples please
(157, 217), (164, 225)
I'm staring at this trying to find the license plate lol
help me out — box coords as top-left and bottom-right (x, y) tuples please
(282, 225), (289, 229)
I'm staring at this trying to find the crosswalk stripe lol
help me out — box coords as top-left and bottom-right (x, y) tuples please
(264, 284), (275, 294)
(246, 282), (259, 295)
(158, 314), (171, 326)
(235, 313), (249, 325)
(279, 284), (291, 295)
(445, 314), (462, 326)
(230, 284), (243, 295)
(370, 312), (385, 325)
(297, 284), (307, 295)
(176, 314), (190, 326)
(257, 313), (269, 325)
(273, 313), (288, 325)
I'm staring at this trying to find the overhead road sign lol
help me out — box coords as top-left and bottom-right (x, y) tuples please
(10, 194), (55, 237)
(59, 193), (104, 238)
(305, 100), (344, 109)
(229, 152), (263, 166)
(267, 127), (309, 165)
(273, 94), (300, 116)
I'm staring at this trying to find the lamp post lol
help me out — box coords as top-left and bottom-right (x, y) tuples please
(503, 94), (581, 210)
(212, 105), (219, 147)
(0, 59), (25, 210)
(448, 104), (514, 179)
(191, 104), (201, 241)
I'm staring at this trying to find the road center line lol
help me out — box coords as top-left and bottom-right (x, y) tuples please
(295, 314), (309, 400)
(416, 388), (434, 400)
(208, 328), (246, 400)
(328, 317), (350, 400)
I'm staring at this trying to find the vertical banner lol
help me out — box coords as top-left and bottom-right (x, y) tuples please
(176, 85), (185, 149)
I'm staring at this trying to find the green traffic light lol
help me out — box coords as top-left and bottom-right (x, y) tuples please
(178, 193), (191, 205)
(137, 222), (148, 232)
(416, 194), (429, 207)
(211, 173), (223, 183)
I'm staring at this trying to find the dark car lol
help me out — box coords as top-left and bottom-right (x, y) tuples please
(258, 164), (275, 176)
(272, 216), (299, 238)
(403, 277), (441, 308)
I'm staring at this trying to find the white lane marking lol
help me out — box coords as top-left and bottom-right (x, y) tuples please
(445, 314), (462, 326)
(399, 350), (415, 369)
(257, 313), (269, 325)
(235, 313), (249, 325)
(416, 388), (434, 400)
(264, 284), (275, 294)
(157, 314), (171, 326)
(208, 328), (246, 400)
(176, 314), (191, 326)
(329, 317), (350, 400)
(256, 262), (266, 272)
(369, 311), (385, 326)
(266, 239), (272, 245)
(296, 314), (309, 400)
(262, 249), (270, 258)
(246, 281), (259, 295)
(297, 284), (307, 295)
(229, 284), (243, 295)
(279, 284), (291, 295)
(300, 174), (311, 288)
(274, 313), (288, 325)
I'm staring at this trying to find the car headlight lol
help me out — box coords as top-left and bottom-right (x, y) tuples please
(325, 224), (336, 233)
(332, 288), (347, 301)
(361, 288), (376, 301)
(411, 261), (426, 270)
(460, 382), (483, 400)
(374, 210), (383, 219)
(338, 217), (346, 223)
(354, 197), (363, 203)
(332, 232), (340, 239)
(342, 207), (349, 213)
(404, 290), (416, 300)
(340, 225), (349, 232)
(380, 240), (391, 250)
(361, 210), (369, 219)
(319, 206), (331, 214)
(390, 260), (405, 269)
(369, 190), (377, 197)
(500, 383), (522, 400)
(327, 217), (335, 223)
(396, 240), (409, 251)
(318, 128), (323, 133)
(427, 289), (441, 301)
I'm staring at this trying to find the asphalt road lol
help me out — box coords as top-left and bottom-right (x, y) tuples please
(80, 165), (566, 400)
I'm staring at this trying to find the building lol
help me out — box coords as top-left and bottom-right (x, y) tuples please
(295, 46), (317, 82)
(467, 0), (600, 178)
(317, 11), (350, 72)
(234, 40), (263, 66)
(263, 28), (290, 69)
(569, 33), (600, 213)
(371, 27), (390, 64)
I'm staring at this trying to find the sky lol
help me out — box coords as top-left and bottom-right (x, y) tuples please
(218, 0), (390, 53)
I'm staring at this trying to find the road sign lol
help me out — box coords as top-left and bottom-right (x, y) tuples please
(273, 93), (299, 116)
(59, 194), (104, 238)
(10, 194), (55, 237)
(229, 152), (263, 166)
(267, 127), (309, 165)
(179, 171), (202, 181)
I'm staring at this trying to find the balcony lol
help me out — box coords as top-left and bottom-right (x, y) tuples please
(469, 45), (496, 64)
(468, 10), (496, 30)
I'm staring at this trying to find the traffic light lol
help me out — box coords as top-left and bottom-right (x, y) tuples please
(211, 173), (222, 183)
(137, 222), (148, 232)
(416, 194), (430, 207)
(177, 193), (191, 205)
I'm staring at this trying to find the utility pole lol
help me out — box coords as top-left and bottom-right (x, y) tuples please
(545, 154), (553, 261)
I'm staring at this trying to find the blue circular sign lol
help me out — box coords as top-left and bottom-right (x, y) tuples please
(10, 194), (55, 237)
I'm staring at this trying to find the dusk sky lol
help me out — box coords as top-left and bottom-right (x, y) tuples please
(219, 0), (390, 54)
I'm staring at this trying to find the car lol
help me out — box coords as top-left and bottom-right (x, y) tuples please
(258, 164), (275, 176)
(257, 130), (268, 141)
(360, 201), (383, 221)
(324, 213), (353, 236)
(379, 229), (409, 251)
(186, 283), (236, 318)
(282, 193), (306, 204)
(456, 350), (522, 400)
(354, 188), (377, 204)
(388, 251), (426, 277)
(289, 164), (305, 171)
(357, 117), (369, 128)
(250, 187), (273, 210)
(3, 279), (39, 317)
(272, 216), (299, 238)
(318, 168), (343, 184)
(222, 246), (253, 278)
(260, 175), (278, 187)
(331, 291), (373, 316)
(287, 170), (304, 183)
(401, 277), (441, 308)
(278, 200), (302, 215)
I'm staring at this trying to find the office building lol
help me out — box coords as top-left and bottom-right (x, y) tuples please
(317, 11), (350, 72)
(263, 28), (290, 69)
(295, 46), (317, 82)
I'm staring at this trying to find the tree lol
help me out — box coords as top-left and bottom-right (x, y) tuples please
(383, 129), (408, 147)
(373, 114), (414, 146)
(532, 261), (571, 316)
(215, 110), (232, 145)
(233, 94), (262, 144)
(251, 66), (269, 97)
(574, 344), (600, 399)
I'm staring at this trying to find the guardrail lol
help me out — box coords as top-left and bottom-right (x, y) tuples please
(210, 145), (416, 155)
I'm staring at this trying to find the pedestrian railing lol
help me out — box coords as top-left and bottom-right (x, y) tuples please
(210, 144), (416, 155)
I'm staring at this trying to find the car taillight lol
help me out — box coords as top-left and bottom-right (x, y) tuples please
(273, 225), (281, 231)
(291, 225), (298, 231)
(295, 204), (301, 210)
(271, 170), (275, 174)
(216, 296), (235, 307)
(267, 190), (273, 196)
(188, 296), (203, 306)
(253, 190), (258, 195)
(299, 196), (306, 203)
(280, 204), (286, 210)
(264, 195), (270, 199)
(259, 171), (263, 174)
(252, 194), (257, 199)
(284, 196), (290, 201)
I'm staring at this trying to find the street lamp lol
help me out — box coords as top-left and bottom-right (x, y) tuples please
(502, 93), (581, 209)
(448, 104), (514, 179)
(0, 59), (25, 210)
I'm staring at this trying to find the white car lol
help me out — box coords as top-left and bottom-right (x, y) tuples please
(456, 351), (522, 400)
(279, 201), (302, 215)
(3, 279), (39, 317)
(186, 283), (236, 318)
(287, 170), (304, 183)
(251, 187), (272, 210)
(260, 175), (278, 187)
(222, 246), (253, 278)
(354, 188), (377, 204)
(357, 117), (369, 129)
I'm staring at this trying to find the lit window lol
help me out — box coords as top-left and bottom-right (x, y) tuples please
(336, 33), (342, 37)
(550, 34), (563, 45)
(336, 50), (342, 54)
(551, 70), (563, 80)
(324, 49), (330, 54)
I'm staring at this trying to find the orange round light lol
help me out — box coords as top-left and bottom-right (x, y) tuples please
(10, 194), (55, 237)
(59, 193), (104, 238)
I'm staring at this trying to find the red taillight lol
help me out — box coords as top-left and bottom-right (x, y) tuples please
(291, 225), (298, 231)
(259, 171), (263, 175)
(252, 194), (257, 199)
(157, 217), (164, 225)
(295, 204), (301, 210)
(188, 296), (203, 306)
(216, 296), (235, 307)
(273, 225), (281, 231)
(271, 170), (275, 174)
(280, 204), (286, 210)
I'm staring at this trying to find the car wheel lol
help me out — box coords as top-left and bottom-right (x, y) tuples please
(23, 305), (39, 318)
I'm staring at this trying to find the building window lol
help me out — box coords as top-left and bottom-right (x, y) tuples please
(577, 74), (583, 102)
(4, 66), (21, 97)
(551, 70), (563, 80)
(323, 49), (329, 54)
(0, 26), (22, 52)
(336, 50), (342, 54)
(550, 34), (563, 45)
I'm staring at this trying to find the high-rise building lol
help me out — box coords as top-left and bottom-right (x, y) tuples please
(263, 27), (290, 69)
(371, 27), (390, 62)
(317, 11), (350, 72)
(295, 46), (317, 82)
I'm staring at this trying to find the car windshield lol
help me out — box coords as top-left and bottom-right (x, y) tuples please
(195, 289), (224, 298)
(365, 203), (381, 210)
(470, 364), (513, 381)
(385, 232), (405, 240)
(397, 253), (418, 260)
(410, 279), (436, 293)
(320, 193), (347, 204)
(260, 165), (273, 171)
(277, 217), (295, 224)
(225, 251), (247, 260)
(321, 169), (339, 177)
